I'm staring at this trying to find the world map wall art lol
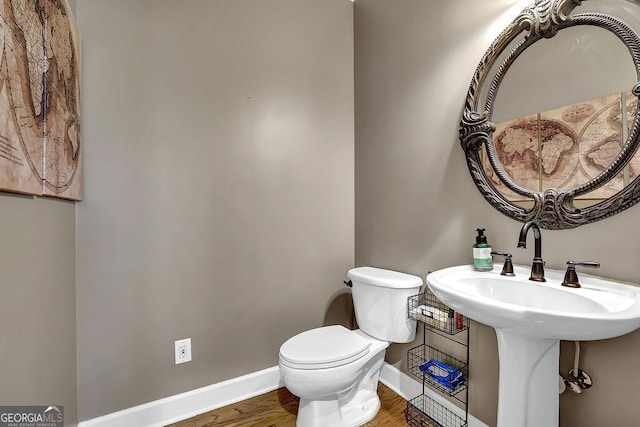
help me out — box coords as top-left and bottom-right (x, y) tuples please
(485, 91), (636, 203)
(0, 0), (81, 200)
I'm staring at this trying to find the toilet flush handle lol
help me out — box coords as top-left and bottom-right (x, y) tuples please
(344, 280), (352, 287)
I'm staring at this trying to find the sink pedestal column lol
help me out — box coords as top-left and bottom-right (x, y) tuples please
(495, 330), (559, 427)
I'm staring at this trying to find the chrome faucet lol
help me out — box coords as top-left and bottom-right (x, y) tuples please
(517, 221), (545, 282)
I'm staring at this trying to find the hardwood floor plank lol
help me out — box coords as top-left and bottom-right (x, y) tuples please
(168, 383), (407, 427)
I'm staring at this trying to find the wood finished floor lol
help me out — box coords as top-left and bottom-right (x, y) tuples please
(167, 383), (408, 427)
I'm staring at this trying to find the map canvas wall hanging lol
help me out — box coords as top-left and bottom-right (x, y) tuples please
(0, 0), (81, 200)
(488, 113), (540, 202)
(490, 92), (629, 202)
(541, 92), (623, 199)
(626, 92), (640, 183)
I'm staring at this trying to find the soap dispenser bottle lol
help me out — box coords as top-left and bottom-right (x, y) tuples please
(473, 228), (493, 271)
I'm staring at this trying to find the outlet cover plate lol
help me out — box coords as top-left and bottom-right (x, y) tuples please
(175, 338), (192, 364)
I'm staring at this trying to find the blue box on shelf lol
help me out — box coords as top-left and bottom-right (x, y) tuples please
(419, 359), (466, 391)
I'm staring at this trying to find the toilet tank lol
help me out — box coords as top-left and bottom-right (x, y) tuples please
(347, 267), (423, 343)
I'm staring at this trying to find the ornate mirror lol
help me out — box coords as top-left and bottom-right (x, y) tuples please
(460, 0), (640, 229)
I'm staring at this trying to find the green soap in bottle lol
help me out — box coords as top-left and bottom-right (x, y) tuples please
(473, 228), (493, 271)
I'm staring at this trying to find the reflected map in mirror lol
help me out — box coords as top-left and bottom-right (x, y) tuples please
(487, 91), (636, 205)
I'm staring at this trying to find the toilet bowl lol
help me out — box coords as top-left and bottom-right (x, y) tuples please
(279, 326), (389, 427)
(279, 267), (423, 427)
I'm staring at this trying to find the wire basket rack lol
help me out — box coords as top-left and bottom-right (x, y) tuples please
(405, 394), (467, 427)
(407, 291), (469, 335)
(408, 344), (469, 397)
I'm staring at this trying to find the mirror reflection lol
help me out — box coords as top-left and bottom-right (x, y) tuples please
(486, 91), (636, 206)
(460, 0), (640, 229)
(487, 25), (637, 207)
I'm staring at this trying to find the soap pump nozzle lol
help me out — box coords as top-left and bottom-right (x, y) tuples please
(475, 228), (487, 244)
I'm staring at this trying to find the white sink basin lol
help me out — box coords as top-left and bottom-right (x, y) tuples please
(427, 264), (640, 341)
(426, 264), (640, 427)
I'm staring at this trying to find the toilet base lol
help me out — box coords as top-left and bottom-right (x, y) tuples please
(280, 329), (390, 427)
(293, 342), (386, 427)
(297, 388), (381, 427)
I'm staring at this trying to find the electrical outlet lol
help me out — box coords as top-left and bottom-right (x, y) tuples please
(175, 338), (192, 364)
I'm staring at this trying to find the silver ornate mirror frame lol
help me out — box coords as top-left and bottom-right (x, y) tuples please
(460, 0), (640, 229)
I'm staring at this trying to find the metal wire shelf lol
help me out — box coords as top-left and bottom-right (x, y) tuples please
(405, 394), (467, 427)
(405, 288), (470, 427)
(408, 344), (469, 397)
(408, 291), (469, 335)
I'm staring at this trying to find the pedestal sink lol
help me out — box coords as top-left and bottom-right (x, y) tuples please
(426, 264), (640, 427)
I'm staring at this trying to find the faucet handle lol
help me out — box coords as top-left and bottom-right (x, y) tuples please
(566, 260), (600, 269)
(491, 252), (515, 276)
(561, 260), (600, 288)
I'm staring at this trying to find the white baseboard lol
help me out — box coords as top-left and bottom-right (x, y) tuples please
(78, 362), (489, 427)
(77, 366), (284, 427)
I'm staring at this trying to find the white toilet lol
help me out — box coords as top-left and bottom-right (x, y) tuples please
(279, 266), (422, 427)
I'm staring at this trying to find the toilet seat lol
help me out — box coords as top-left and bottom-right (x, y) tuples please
(279, 325), (371, 369)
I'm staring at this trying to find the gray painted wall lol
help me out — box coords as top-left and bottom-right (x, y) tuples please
(0, 1), (78, 425)
(75, 0), (354, 421)
(0, 196), (77, 425)
(355, 0), (640, 426)
(5, 1), (638, 426)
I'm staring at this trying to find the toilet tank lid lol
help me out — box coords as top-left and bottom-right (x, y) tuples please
(347, 267), (422, 289)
